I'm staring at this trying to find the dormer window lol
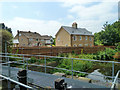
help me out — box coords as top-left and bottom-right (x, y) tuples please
(19, 33), (21, 36)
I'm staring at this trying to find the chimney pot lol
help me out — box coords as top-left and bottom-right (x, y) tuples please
(72, 22), (77, 29)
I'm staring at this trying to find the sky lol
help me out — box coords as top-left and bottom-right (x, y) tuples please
(0, 0), (119, 37)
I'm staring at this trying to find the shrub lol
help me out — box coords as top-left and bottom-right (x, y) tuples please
(93, 48), (117, 60)
(29, 57), (37, 63)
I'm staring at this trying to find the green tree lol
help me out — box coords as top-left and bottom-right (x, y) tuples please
(94, 21), (120, 46)
(0, 30), (13, 53)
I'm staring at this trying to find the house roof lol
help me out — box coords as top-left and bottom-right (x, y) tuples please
(17, 31), (52, 40)
(61, 26), (93, 36)
(19, 31), (41, 39)
(40, 35), (52, 40)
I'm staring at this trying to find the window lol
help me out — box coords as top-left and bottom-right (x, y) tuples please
(29, 38), (33, 41)
(73, 44), (77, 47)
(80, 36), (82, 40)
(89, 37), (92, 41)
(65, 44), (68, 47)
(73, 36), (77, 41)
(85, 44), (88, 46)
(41, 39), (44, 41)
(58, 37), (60, 41)
(19, 33), (21, 36)
(90, 44), (92, 47)
(79, 44), (82, 47)
(85, 36), (87, 40)
(36, 39), (39, 41)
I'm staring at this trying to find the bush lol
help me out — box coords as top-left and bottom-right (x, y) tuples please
(29, 57), (37, 63)
(93, 48), (117, 60)
(56, 54), (93, 76)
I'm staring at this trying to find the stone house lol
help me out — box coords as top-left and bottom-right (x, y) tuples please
(14, 30), (53, 47)
(55, 22), (94, 47)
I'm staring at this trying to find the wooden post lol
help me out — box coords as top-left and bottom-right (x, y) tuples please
(17, 70), (27, 90)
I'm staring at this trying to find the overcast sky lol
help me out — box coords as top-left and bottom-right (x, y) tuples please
(0, 0), (119, 37)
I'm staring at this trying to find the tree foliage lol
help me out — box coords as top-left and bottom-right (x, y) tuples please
(94, 21), (120, 46)
(0, 30), (13, 53)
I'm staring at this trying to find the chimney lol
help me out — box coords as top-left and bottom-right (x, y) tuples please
(72, 22), (77, 29)
(17, 30), (19, 34)
(17, 30), (19, 41)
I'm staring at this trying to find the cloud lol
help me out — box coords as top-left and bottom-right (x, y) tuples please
(61, 0), (119, 7)
(12, 5), (18, 9)
(70, 2), (117, 20)
(0, 3), (2, 21)
(67, 15), (74, 19)
(4, 17), (62, 37)
(0, 0), (64, 2)
(65, 1), (118, 33)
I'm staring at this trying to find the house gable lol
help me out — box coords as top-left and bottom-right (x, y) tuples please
(56, 27), (71, 46)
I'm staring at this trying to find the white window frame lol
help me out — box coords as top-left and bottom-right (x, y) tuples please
(85, 44), (88, 46)
(29, 38), (33, 41)
(80, 36), (82, 40)
(65, 44), (68, 47)
(85, 36), (87, 40)
(58, 37), (60, 41)
(19, 33), (21, 36)
(89, 37), (92, 41)
(90, 44), (92, 47)
(79, 44), (82, 47)
(73, 36), (77, 41)
(73, 44), (77, 47)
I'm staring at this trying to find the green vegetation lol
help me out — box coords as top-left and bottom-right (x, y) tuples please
(0, 30), (13, 53)
(94, 21), (120, 46)
(93, 48), (117, 60)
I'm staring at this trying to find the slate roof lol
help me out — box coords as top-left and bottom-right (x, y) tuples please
(62, 26), (93, 36)
(18, 31), (52, 40)
(19, 31), (41, 39)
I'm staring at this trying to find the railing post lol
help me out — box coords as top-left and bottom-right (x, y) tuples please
(112, 62), (114, 82)
(23, 55), (25, 69)
(26, 58), (28, 70)
(5, 41), (7, 62)
(71, 59), (73, 79)
(45, 56), (46, 73)
(17, 70), (27, 90)
(8, 57), (11, 90)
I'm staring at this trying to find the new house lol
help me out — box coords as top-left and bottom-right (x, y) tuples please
(55, 22), (94, 47)
(14, 30), (53, 47)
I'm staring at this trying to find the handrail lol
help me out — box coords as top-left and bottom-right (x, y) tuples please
(1, 56), (119, 80)
(0, 74), (33, 90)
(1, 53), (120, 64)
(111, 70), (120, 89)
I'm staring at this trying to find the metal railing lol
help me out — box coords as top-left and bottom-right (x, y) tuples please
(111, 70), (120, 90)
(0, 53), (120, 89)
(0, 74), (33, 90)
